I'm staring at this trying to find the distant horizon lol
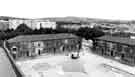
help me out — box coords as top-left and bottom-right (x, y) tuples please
(1, 16), (135, 22)
(0, 0), (135, 21)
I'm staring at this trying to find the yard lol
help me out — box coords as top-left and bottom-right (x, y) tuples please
(15, 48), (135, 77)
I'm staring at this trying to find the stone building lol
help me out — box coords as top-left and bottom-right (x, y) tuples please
(93, 35), (135, 66)
(7, 33), (81, 60)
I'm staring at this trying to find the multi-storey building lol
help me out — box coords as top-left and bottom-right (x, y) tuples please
(6, 33), (81, 60)
(93, 35), (135, 66)
(31, 20), (56, 29)
(8, 19), (56, 30)
(8, 19), (32, 30)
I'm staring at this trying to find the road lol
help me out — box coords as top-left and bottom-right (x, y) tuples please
(0, 47), (16, 77)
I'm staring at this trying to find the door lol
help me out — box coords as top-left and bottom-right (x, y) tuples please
(35, 48), (40, 55)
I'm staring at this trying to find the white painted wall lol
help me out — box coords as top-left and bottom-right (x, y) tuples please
(9, 19), (56, 30)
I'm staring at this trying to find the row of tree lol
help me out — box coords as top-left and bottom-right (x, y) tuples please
(0, 23), (105, 40)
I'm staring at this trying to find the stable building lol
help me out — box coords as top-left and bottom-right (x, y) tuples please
(93, 35), (135, 66)
(7, 33), (81, 60)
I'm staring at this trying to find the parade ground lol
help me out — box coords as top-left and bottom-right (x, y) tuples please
(16, 49), (134, 77)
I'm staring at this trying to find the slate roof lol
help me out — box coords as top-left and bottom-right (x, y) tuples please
(95, 35), (135, 45)
(7, 33), (79, 43)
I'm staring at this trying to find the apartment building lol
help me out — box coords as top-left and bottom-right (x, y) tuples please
(31, 20), (56, 29)
(8, 19), (56, 30)
(8, 19), (32, 30)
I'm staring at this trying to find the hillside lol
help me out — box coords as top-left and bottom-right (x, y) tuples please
(0, 16), (134, 24)
(0, 16), (135, 31)
(39, 16), (135, 24)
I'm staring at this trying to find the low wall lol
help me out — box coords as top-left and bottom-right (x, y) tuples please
(3, 41), (24, 77)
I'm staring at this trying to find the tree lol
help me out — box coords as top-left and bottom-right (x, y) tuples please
(75, 27), (104, 40)
(15, 23), (32, 35)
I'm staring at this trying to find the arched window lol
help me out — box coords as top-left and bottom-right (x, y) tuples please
(11, 46), (18, 59)
(11, 46), (18, 51)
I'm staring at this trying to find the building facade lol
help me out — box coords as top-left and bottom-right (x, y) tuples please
(7, 34), (81, 60)
(8, 19), (56, 30)
(9, 19), (32, 30)
(31, 20), (56, 29)
(59, 24), (92, 30)
(93, 35), (135, 66)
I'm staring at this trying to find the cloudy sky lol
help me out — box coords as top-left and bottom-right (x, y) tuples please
(0, 0), (135, 20)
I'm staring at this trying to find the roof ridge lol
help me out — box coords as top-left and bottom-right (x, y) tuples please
(96, 35), (135, 45)
(7, 33), (78, 43)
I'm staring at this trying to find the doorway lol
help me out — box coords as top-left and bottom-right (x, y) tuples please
(35, 48), (42, 55)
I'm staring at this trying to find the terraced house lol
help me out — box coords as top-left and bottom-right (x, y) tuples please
(93, 35), (135, 66)
(6, 33), (81, 60)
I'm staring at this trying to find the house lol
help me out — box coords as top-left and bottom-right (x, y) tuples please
(93, 35), (135, 66)
(7, 33), (82, 60)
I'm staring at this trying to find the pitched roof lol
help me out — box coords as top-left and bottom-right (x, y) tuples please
(95, 35), (135, 45)
(7, 33), (79, 43)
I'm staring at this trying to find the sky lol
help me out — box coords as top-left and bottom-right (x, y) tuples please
(0, 0), (135, 20)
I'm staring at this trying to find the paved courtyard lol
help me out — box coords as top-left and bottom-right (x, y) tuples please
(16, 49), (135, 77)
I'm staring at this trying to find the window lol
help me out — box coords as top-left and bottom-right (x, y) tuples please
(97, 40), (104, 47)
(117, 44), (122, 52)
(70, 39), (75, 43)
(38, 43), (40, 46)
(64, 39), (68, 44)
(124, 46), (130, 53)
(12, 48), (17, 51)
(11, 46), (17, 51)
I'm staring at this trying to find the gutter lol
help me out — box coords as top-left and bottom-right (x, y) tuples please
(3, 41), (24, 77)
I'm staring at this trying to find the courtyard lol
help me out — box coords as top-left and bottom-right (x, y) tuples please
(15, 49), (135, 77)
